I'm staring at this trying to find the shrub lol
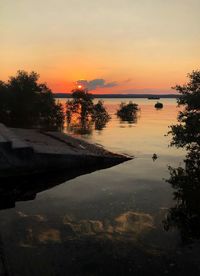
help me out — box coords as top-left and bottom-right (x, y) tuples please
(155, 102), (163, 109)
(117, 101), (139, 122)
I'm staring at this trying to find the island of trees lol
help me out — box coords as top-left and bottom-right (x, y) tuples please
(154, 102), (163, 109)
(116, 101), (139, 123)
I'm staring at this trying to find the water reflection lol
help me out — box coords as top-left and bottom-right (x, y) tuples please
(1, 99), (197, 276)
(164, 84), (200, 244)
(63, 211), (154, 239)
(2, 207), (198, 276)
(66, 118), (93, 135)
(65, 101), (141, 135)
(118, 112), (139, 125)
(0, 160), (125, 211)
(164, 146), (200, 244)
(66, 96), (111, 135)
(117, 102), (140, 125)
(66, 114), (110, 135)
(15, 210), (154, 247)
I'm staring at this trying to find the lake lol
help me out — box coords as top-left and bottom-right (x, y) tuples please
(0, 98), (199, 276)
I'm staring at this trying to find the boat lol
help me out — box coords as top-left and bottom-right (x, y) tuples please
(148, 96), (160, 100)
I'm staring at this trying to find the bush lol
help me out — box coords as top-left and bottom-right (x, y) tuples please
(154, 102), (163, 109)
(117, 101), (139, 122)
(66, 90), (110, 133)
(92, 101), (111, 130)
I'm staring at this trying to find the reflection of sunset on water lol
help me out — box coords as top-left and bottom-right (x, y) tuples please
(57, 98), (182, 156)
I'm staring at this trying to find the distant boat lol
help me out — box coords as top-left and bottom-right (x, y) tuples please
(148, 96), (160, 100)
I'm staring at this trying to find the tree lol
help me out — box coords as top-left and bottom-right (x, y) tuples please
(0, 81), (11, 124)
(116, 101), (139, 123)
(169, 70), (200, 149)
(164, 70), (200, 243)
(154, 102), (163, 109)
(67, 89), (94, 122)
(92, 100), (111, 130)
(0, 70), (64, 130)
(66, 89), (110, 134)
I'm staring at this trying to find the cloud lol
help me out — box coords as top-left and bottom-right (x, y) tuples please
(62, 211), (154, 238)
(77, 79), (118, 91)
(123, 78), (133, 83)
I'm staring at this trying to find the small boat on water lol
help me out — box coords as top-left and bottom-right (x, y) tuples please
(148, 96), (160, 100)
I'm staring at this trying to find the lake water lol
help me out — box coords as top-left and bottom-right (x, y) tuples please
(0, 98), (199, 276)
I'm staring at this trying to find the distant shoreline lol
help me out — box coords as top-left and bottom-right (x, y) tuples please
(54, 93), (179, 99)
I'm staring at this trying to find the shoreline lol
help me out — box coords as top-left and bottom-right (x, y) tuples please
(0, 124), (132, 179)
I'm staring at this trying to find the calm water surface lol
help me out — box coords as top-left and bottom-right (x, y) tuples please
(0, 98), (199, 276)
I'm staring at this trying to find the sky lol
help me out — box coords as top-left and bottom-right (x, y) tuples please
(1, 0), (200, 94)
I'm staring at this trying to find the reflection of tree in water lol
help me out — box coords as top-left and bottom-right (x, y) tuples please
(92, 101), (111, 130)
(93, 115), (109, 131)
(164, 146), (200, 243)
(66, 90), (110, 135)
(66, 118), (93, 135)
(119, 113), (139, 125)
(66, 111), (110, 135)
(164, 71), (200, 243)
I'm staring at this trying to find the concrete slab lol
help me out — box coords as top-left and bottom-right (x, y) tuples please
(0, 124), (32, 150)
(0, 124), (131, 178)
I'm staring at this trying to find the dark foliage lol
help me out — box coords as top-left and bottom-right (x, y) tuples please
(164, 70), (200, 243)
(164, 146), (200, 243)
(66, 90), (110, 134)
(169, 70), (200, 149)
(117, 101), (139, 123)
(0, 71), (64, 130)
(92, 101), (111, 130)
(154, 102), (163, 109)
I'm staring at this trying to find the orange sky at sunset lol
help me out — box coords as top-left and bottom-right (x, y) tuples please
(1, 0), (200, 94)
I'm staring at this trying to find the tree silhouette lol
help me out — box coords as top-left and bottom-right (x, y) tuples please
(92, 101), (111, 130)
(117, 101), (139, 123)
(154, 102), (163, 109)
(66, 90), (110, 134)
(164, 70), (200, 243)
(169, 70), (200, 149)
(0, 71), (64, 130)
(66, 89), (94, 121)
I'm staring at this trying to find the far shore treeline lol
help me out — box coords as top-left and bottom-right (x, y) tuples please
(54, 93), (178, 99)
